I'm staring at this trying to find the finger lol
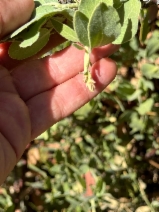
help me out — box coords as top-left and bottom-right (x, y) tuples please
(0, 65), (17, 93)
(0, 0), (34, 38)
(0, 92), (31, 158)
(26, 58), (117, 139)
(90, 44), (120, 64)
(0, 132), (17, 184)
(12, 44), (119, 101)
(0, 92), (31, 185)
(12, 45), (85, 101)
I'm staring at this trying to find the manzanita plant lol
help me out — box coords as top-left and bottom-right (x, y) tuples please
(0, 0), (158, 91)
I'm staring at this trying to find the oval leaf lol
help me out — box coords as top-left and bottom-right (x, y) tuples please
(51, 18), (78, 42)
(79, 0), (113, 19)
(8, 5), (64, 39)
(9, 28), (50, 60)
(19, 18), (46, 48)
(113, 0), (141, 44)
(74, 11), (89, 46)
(88, 3), (121, 49)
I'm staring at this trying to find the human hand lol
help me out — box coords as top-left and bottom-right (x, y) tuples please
(0, 0), (119, 185)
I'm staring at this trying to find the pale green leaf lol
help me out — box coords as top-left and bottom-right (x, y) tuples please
(79, 0), (102, 18)
(28, 164), (47, 178)
(113, 0), (123, 9)
(136, 98), (154, 116)
(116, 79), (136, 100)
(151, 201), (159, 208)
(78, 0), (113, 19)
(20, 32), (40, 48)
(8, 5), (64, 39)
(9, 28), (50, 60)
(88, 3), (121, 49)
(75, 174), (86, 189)
(113, 0), (141, 44)
(130, 113), (145, 133)
(74, 11), (89, 46)
(51, 40), (71, 54)
(141, 63), (159, 79)
(19, 18), (46, 48)
(146, 31), (159, 57)
(60, 9), (75, 21)
(72, 43), (84, 50)
(139, 9), (150, 45)
(95, 178), (104, 193)
(51, 18), (78, 42)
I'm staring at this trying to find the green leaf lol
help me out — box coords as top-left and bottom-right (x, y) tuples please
(19, 18), (46, 48)
(79, 164), (89, 174)
(141, 63), (159, 79)
(116, 79), (136, 100)
(20, 32), (40, 48)
(61, 8), (75, 21)
(51, 18), (78, 42)
(51, 40), (71, 54)
(113, 0), (123, 9)
(88, 3), (121, 48)
(139, 78), (154, 91)
(95, 178), (104, 193)
(28, 164), (48, 178)
(7, 5), (64, 39)
(113, 0), (141, 44)
(136, 98), (154, 116)
(139, 9), (150, 44)
(130, 112), (145, 133)
(146, 30), (159, 57)
(55, 150), (63, 163)
(151, 201), (159, 208)
(72, 43), (84, 50)
(9, 28), (50, 60)
(78, 0), (113, 19)
(74, 11), (89, 46)
(75, 174), (86, 189)
(70, 145), (83, 163)
(78, 0), (102, 18)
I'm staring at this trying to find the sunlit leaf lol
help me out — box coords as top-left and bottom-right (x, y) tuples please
(9, 28), (50, 59)
(113, 0), (141, 44)
(88, 3), (121, 48)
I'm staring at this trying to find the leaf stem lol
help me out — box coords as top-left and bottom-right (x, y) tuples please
(83, 47), (90, 75)
(138, 179), (156, 212)
(83, 47), (96, 92)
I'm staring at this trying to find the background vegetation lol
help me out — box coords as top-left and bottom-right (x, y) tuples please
(0, 3), (159, 212)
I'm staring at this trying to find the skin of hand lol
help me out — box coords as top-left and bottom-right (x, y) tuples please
(0, 0), (119, 185)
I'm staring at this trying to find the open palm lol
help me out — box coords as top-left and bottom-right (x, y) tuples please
(0, 0), (118, 184)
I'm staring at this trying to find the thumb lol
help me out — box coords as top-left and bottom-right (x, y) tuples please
(0, 0), (34, 39)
